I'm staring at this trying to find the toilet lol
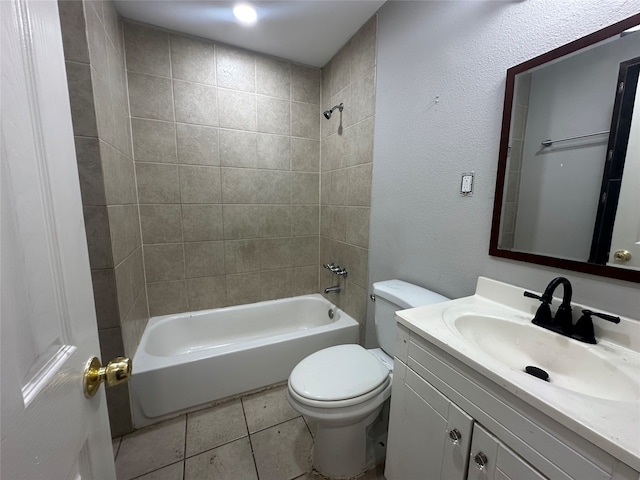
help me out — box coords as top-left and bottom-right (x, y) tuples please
(287, 279), (449, 479)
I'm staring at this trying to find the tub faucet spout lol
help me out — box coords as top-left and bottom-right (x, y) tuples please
(324, 285), (341, 294)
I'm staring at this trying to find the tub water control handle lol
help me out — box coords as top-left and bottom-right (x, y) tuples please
(83, 356), (132, 398)
(447, 428), (462, 444)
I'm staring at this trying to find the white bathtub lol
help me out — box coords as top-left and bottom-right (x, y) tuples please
(131, 294), (359, 428)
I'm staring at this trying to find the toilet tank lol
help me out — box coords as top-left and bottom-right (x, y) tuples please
(372, 280), (449, 356)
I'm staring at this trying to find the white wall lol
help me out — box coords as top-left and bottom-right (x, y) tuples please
(366, 0), (640, 346)
(514, 33), (640, 261)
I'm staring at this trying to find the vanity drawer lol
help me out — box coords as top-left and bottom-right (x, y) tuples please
(406, 336), (617, 480)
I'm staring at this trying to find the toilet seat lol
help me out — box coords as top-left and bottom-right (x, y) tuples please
(289, 344), (390, 408)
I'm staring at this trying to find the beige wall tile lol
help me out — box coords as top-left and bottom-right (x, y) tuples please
(132, 119), (177, 164)
(291, 65), (320, 105)
(260, 205), (291, 238)
(320, 172), (331, 205)
(259, 238), (292, 269)
(173, 80), (218, 127)
(177, 124), (219, 166)
(292, 266), (318, 296)
(291, 138), (319, 172)
(105, 382), (133, 438)
(91, 268), (120, 329)
(128, 289), (149, 354)
(329, 206), (347, 242)
(124, 22), (170, 77)
(182, 204), (224, 242)
(329, 169), (349, 206)
(144, 243), (185, 282)
(256, 56), (290, 99)
(128, 72), (174, 121)
(179, 165), (222, 203)
(65, 61), (98, 137)
(222, 169), (290, 204)
(98, 326), (124, 363)
(350, 16), (376, 80)
(350, 70), (376, 125)
(218, 89), (257, 131)
(343, 243), (368, 289)
(219, 129), (257, 168)
(91, 69), (115, 146)
(140, 204), (183, 244)
(260, 269), (292, 301)
(348, 117), (375, 166)
(58, 1), (90, 63)
(226, 272), (261, 306)
(84, 3), (108, 79)
(257, 134), (290, 170)
(330, 44), (351, 97)
(101, 142), (137, 205)
(136, 163), (180, 204)
(84, 206), (114, 269)
(170, 35), (215, 85)
(257, 170), (291, 204)
(224, 239), (260, 274)
(108, 205), (141, 265)
(75, 136), (106, 206)
(319, 206), (331, 238)
(292, 206), (319, 236)
(113, 102), (133, 159)
(223, 205), (261, 239)
(291, 102), (320, 139)
(187, 276), (227, 311)
(291, 236), (318, 267)
(292, 172), (319, 205)
(257, 96), (290, 135)
(147, 281), (187, 316)
(216, 45), (256, 93)
(343, 280), (367, 326)
(346, 207), (370, 248)
(348, 163), (372, 206)
(184, 241), (225, 278)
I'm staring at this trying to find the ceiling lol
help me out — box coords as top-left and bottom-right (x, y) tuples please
(114, 1), (386, 68)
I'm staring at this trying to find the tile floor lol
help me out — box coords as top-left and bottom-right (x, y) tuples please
(112, 384), (386, 480)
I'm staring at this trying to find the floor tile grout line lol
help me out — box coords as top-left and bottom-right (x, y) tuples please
(182, 412), (188, 480)
(240, 396), (261, 479)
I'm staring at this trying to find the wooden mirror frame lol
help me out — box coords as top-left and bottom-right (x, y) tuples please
(489, 13), (640, 284)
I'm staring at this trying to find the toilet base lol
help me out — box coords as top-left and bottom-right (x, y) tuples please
(312, 399), (390, 479)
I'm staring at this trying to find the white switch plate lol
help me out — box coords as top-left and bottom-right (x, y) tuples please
(461, 172), (474, 196)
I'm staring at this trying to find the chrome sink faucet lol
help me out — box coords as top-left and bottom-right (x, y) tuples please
(524, 277), (620, 344)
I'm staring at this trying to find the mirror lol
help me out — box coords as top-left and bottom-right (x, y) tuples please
(490, 13), (640, 283)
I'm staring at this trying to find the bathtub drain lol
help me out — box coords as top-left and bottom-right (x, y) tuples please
(328, 309), (335, 319)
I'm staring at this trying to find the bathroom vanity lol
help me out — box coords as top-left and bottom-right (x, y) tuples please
(385, 277), (640, 480)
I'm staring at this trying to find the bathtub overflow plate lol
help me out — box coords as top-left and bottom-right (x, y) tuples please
(328, 309), (335, 319)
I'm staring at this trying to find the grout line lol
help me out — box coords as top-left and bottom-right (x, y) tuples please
(182, 412), (188, 480)
(240, 397), (261, 479)
(127, 459), (184, 480)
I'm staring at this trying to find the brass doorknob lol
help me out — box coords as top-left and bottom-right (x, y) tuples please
(83, 356), (132, 398)
(613, 250), (632, 262)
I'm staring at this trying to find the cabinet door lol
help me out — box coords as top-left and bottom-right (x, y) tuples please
(467, 424), (548, 480)
(386, 363), (472, 480)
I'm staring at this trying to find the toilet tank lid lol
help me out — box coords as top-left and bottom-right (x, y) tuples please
(372, 279), (449, 309)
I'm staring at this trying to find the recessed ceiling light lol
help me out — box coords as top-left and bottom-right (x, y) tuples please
(233, 3), (257, 26)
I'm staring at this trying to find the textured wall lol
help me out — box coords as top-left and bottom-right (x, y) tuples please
(320, 16), (377, 340)
(367, 0), (639, 347)
(122, 23), (321, 316)
(58, 0), (147, 437)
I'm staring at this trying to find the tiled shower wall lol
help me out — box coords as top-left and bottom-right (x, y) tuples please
(122, 23), (322, 316)
(500, 72), (531, 249)
(58, 0), (148, 436)
(320, 17), (377, 339)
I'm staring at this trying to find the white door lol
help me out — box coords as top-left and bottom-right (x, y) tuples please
(1, 0), (116, 478)
(608, 83), (640, 270)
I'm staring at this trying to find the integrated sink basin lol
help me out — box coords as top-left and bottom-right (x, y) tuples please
(442, 307), (640, 403)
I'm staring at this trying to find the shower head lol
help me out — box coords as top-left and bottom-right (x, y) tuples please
(323, 103), (344, 119)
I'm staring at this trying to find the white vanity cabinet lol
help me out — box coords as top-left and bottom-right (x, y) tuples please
(386, 324), (640, 480)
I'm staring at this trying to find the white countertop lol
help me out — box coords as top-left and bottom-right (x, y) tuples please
(395, 277), (640, 471)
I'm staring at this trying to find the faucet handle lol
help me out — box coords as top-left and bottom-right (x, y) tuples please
(524, 291), (553, 326)
(582, 309), (620, 324)
(573, 310), (620, 344)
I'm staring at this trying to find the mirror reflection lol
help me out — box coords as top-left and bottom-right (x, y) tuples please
(497, 26), (640, 272)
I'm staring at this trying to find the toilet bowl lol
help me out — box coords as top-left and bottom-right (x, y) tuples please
(287, 344), (392, 479)
(287, 280), (450, 479)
